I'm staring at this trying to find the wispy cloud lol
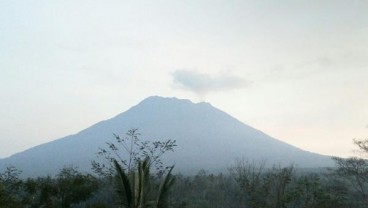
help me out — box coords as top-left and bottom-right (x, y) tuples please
(171, 70), (250, 98)
(265, 52), (366, 81)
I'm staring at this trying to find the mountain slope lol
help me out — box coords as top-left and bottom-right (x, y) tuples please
(0, 96), (333, 177)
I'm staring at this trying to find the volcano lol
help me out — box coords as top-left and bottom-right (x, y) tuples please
(0, 96), (333, 177)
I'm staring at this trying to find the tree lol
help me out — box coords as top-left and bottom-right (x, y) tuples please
(262, 166), (294, 207)
(332, 138), (368, 206)
(56, 167), (99, 208)
(22, 167), (99, 208)
(333, 157), (368, 205)
(0, 166), (23, 207)
(229, 159), (347, 208)
(92, 129), (176, 177)
(92, 129), (177, 207)
(28, 176), (58, 207)
(288, 174), (347, 208)
(353, 139), (368, 155)
(114, 157), (175, 208)
(229, 159), (267, 208)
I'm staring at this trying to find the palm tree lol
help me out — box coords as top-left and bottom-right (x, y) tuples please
(113, 157), (175, 208)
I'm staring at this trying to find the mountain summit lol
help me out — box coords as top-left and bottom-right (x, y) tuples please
(0, 96), (333, 177)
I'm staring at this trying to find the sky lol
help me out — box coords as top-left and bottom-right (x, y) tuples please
(1, 0), (368, 159)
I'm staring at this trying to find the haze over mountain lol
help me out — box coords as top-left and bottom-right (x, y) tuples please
(0, 96), (333, 177)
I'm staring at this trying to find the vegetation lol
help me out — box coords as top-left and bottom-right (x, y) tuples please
(332, 138), (368, 207)
(113, 157), (175, 208)
(1, 131), (368, 207)
(0, 161), (365, 208)
(0, 166), (98, 208)
(92, 129), (176, 177)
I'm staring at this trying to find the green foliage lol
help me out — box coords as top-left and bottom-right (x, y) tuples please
(20, 167), (99, 208)
(114, 159), (134, 207)
(56, 167), (99, 207)
(262, 166), (294, 207)
(0, 164), (359, 208)
(113, 157), (175, 208)
(0, 166), (23, 207)
(156, 165), (175, 208)
(169, 171), (240, 208)
(287, 174), (347, 208)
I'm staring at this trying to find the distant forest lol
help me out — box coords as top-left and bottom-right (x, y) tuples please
(1, 130), (367, 208)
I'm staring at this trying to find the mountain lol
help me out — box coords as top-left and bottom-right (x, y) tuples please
(0, 96), (333, 177)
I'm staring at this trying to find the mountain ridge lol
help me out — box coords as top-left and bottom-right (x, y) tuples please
(0, 96), (333, 177)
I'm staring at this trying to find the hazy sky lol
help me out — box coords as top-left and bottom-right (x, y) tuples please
(1, 0), (368, 158)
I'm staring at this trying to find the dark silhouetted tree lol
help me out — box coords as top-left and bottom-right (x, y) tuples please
(92, 129), (176, 177)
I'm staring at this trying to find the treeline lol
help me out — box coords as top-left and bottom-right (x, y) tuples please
(0, 163), (367, 208)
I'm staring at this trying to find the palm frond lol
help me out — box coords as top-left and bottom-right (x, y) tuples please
(114, 159), (133, 207)
(156, 165), (175, 208)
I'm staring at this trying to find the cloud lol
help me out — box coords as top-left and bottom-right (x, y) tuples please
(266, 55), (345, 81)
(171, 70), (250, 97)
